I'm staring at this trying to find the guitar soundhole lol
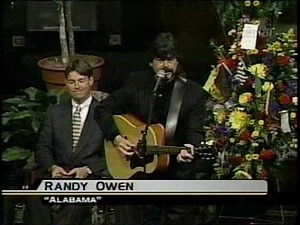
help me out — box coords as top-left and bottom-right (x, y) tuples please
(130, 154), (154, 169)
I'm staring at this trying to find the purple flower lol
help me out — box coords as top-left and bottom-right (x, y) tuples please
(262, 54), (275, 67)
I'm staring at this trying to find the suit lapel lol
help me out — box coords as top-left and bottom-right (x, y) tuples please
(61, 102), (74, 156)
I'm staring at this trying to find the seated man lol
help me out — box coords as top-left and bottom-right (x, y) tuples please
(28, 59), (108, 225)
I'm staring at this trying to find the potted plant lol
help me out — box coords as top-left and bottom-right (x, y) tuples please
(1, 87), (61, 188)
(37, 0), (104, 91)
(1, 87), (108, 186)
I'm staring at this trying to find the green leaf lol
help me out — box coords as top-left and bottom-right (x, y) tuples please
(31, 119), (42, 133)
(2, 131), (13, 143)
(18, 101), (43, 108)
(2, 116), (11, 125)
(23, 87), (39, 100)
(1, 147), (32, 161)
(261, 132), (269, 145)
(2, 110), (40, 126)
(3, 97), (25, 105)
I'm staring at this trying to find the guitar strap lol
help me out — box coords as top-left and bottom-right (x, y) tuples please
(165, 76), (187, 145)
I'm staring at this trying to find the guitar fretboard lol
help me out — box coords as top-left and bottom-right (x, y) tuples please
(146, 146), (183, 155)
(145, 145), (212, 156)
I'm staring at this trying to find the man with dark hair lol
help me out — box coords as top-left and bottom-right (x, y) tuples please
(29, 59), (108, 225)
(94, 32), (211, 225)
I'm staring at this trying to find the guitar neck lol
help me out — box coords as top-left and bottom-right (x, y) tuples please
(144, 145), (213, 157)
(146, 146), (182, 155)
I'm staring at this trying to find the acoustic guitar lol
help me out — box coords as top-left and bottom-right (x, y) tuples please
(104, 114), (214, 179)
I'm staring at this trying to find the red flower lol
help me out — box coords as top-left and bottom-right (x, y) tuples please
(218, 58), (237, 70)
(229, 156), (244, 166)
(244, 78), (255, 87)
(278, 93), (292, 105)
(259, 169), (269, 179)
(216, 136), (228, 147)
(257, 35), (268, 46)
(276, 81), (288, 91)
(239, 130), (251, 142)
(276, 56), (290, 66)
(260, 149), (277, 161)
(224, 58), (237, 69)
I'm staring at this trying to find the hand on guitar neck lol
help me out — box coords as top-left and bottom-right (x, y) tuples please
(176, 143), (195, 163)
(114, 134), (195, 163)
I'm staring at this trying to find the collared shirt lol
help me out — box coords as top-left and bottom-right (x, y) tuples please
(72, 95), (93, 129)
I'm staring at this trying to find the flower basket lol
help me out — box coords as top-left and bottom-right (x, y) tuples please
(205, 1), (297, 180)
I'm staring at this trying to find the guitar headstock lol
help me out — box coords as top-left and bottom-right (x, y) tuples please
(194, 141), (216, 161)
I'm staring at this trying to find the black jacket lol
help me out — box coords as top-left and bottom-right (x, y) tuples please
(94, 70), (210, 178)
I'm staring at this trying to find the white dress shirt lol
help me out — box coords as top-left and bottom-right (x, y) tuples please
(71, 95), (93, 131)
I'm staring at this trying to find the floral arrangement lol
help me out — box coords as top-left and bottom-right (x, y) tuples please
(204, 1), (297, 180)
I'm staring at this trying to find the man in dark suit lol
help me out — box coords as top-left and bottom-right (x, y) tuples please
(29, 59), (108, 225)
(94, 32), (211, 225)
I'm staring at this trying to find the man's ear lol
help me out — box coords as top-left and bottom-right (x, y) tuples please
(149, 62), (153, 67)
(89, 77), (94, 86)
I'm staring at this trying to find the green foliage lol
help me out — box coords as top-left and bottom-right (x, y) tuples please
(212, 0), (293, 34)
(1, 87), (60, 161)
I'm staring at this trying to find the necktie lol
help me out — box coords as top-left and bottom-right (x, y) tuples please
(72, 105), (82, 151)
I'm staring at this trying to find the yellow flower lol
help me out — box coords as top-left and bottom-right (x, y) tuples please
(251, 131), (260, 138)
(239, 140), (246, 145)
(229, 138), (235, 143)
(248, 64), (268, 79)
(252, 154), (260, 160)
(234, 170), (252, 179)
(228, 29), (236, 36)
(229, 43), (238, 54)
(229, 111), (249, 131)
(239, 92), (252, 104)
(262, 82), (274, 92)
(247, 49), (259, 55)
(245, 153), (259, 161)
(252, 142), (259, 147)
(253, 20), (261, 25)
(292, 97), (298, 105)
(244, 1), (251, 7)
(267, 41), (283, 53)
(258, 120), (264, 126)
(215, 109), (227, 124)
(245, 154), (252, 161)
(281, 29), (296, 42)
(252, 1), (260, 7)
(290, 112), (296, 119)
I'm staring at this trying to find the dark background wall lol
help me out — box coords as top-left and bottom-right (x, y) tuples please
(1, 1), (297, 95)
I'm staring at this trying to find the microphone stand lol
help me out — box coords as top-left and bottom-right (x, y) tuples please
(138, 75), (162, 178)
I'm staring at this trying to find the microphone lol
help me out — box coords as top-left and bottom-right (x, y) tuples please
(152, 69), (165, 96)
